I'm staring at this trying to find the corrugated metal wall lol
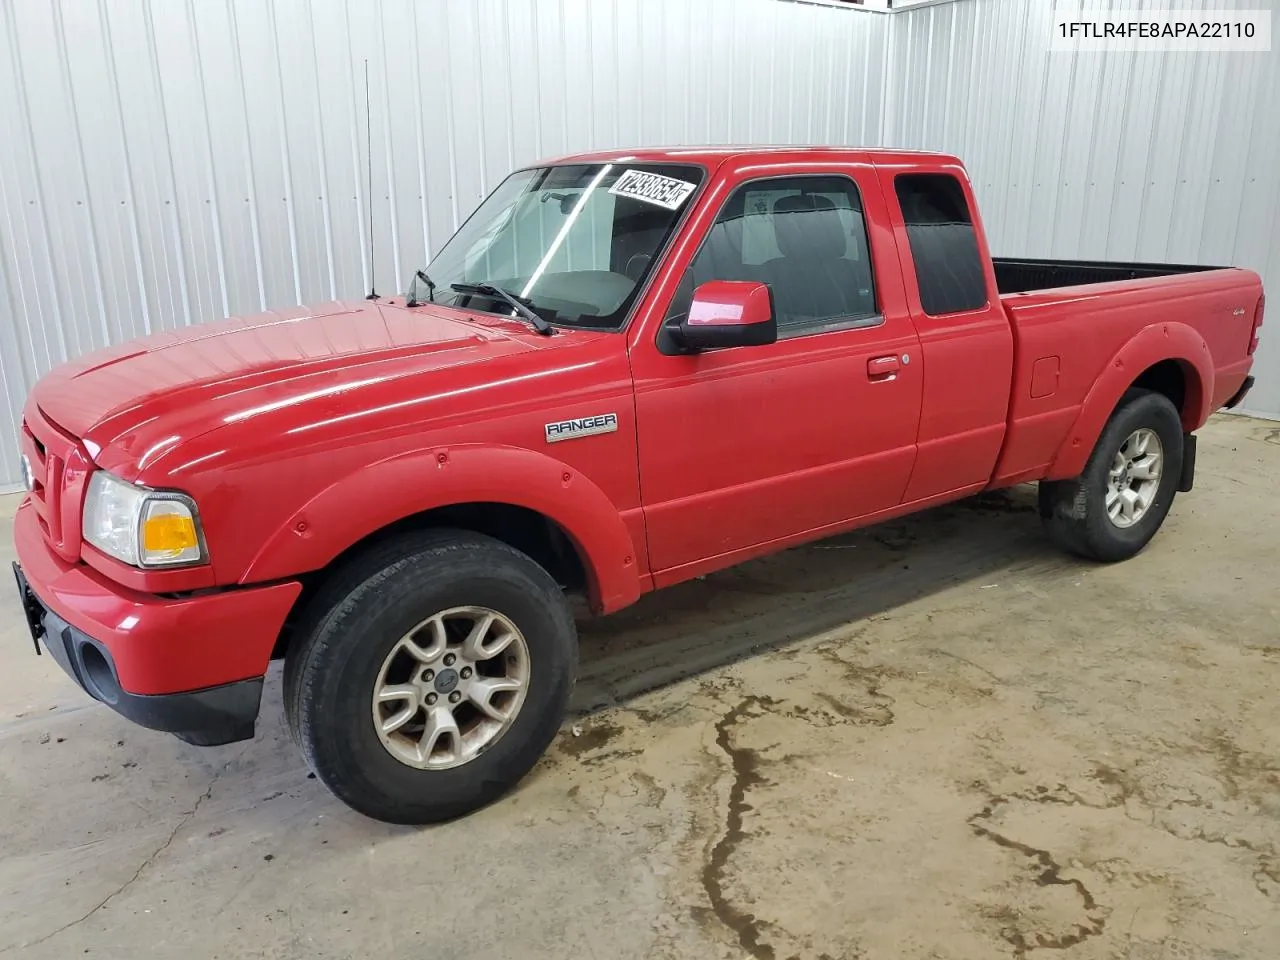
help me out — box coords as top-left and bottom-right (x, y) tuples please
(1, 0), (1277, 488)
(0, 0), (889, 489)
(885, 0), (1280, 420)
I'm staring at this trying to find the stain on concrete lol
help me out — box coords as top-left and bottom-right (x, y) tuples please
(813, 692), (892, 727)
(1202, 729), (1280, 805)
(969, 794), (1109, 956)
(559, 719), (625, 758)
(813, 647), (896, 727)
(700, 696), (778, 960)
(578, 747), (644, 768)
(869, 525), (915, 551)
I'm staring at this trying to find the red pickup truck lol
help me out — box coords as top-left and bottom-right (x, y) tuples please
(12, 147), (1263, 823)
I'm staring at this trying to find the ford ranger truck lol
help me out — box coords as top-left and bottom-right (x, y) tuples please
(12, 148), (1263, 823)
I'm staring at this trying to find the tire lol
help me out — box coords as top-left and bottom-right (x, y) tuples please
(1038, 388), (1183, 563)
(283, 529), (577, 824)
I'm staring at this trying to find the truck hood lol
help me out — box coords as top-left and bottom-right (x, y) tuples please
(32, 299), (543, 471)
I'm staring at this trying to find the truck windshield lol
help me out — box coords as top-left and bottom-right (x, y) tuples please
(409, 163), (703, 329)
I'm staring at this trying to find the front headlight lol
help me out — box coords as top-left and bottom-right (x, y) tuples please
(82, 472), (206, 568)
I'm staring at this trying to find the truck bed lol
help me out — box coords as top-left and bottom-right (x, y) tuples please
(993, 257), (1222, 294)
(989, 264), (1261, 488)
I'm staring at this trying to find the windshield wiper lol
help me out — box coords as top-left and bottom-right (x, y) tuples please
(405, 269), (436, 307)
(450, 282), (553, 336)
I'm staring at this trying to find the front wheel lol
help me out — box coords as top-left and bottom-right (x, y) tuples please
(284, 530), (577, 824)
(1039, 388), (1183, 562)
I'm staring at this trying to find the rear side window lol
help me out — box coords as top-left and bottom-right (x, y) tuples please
(894, 173), (987, 316)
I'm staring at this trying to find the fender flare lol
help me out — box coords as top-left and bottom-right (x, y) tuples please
(241, 443), (643, 613)
(1046, 322), (1213, 480)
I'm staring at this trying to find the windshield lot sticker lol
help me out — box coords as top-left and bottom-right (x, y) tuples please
(545, 413), (618, 443)
(608, 170), (696, 210)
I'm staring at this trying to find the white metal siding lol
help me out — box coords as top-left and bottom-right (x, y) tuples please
(885, 0), (1280, 421)
(1, 0), (1277, 489)
(0, 0), (885, 483)
(0, 0), (888, 488)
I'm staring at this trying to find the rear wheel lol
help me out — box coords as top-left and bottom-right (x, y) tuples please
(284, 530), (576, 824)
(1039, 389), (1183, 562)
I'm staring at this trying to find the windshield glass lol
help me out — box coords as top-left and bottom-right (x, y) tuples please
(410, 163), (703, 329)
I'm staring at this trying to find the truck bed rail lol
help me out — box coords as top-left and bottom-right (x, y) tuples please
(993, 257), (1222, 295)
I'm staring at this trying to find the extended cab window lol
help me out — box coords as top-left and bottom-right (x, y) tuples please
(675, 176), (877, 335)
(894, 173), (988, 316)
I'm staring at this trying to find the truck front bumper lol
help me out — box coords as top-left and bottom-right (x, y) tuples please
(12, 500), (301, 746)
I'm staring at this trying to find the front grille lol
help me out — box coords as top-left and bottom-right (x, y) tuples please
(21, 408), (89, 563)
(19, 422), (51, 531)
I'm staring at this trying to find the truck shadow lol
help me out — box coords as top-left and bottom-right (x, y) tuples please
(571, 485), (1061, 714)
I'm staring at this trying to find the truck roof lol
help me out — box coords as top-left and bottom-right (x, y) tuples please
(540, 145), (963, 169)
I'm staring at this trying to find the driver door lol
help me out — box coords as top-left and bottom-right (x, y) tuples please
(629, 162), (923, 583)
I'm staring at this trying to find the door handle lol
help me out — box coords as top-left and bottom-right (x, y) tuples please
(867, 355), (901, 381)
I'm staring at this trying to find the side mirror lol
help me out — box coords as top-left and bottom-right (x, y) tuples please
(676, 281), (777, 351)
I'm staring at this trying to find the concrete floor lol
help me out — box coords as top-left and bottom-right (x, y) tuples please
(1, 413), (1278, 960)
